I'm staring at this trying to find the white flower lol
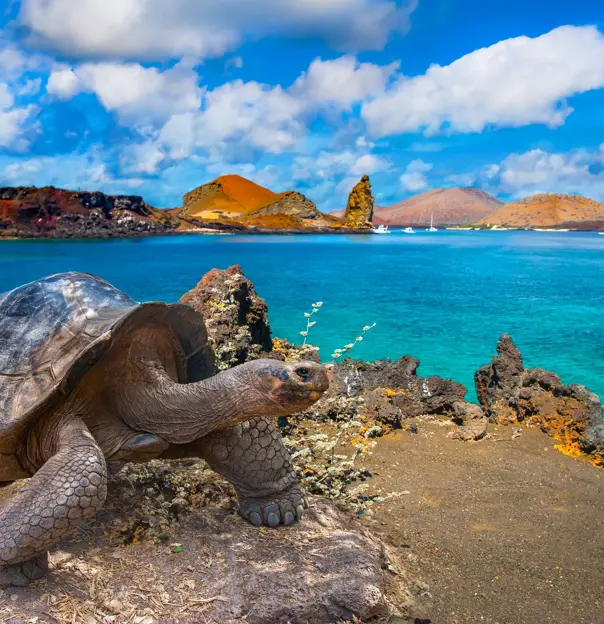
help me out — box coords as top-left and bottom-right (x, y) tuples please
(304, 312), (311, 318)
(300, 331), (308, 337)
(356, 336), (363, 342)
(362, 325), (371, 332)
(345, 344), (354, 350)
(313, 302), (324, 308)
(308, 321), (316, 327)
(331, 353), (339, 359)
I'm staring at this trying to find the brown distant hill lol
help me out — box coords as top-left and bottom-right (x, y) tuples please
(373, 188), (502, 226)
(478, 193), (604, 229)
(181, 174), (347, 230)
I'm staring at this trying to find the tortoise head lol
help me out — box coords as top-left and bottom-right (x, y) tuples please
(251, 360), (329, 416)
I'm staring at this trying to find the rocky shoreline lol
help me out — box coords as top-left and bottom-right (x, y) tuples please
(2, 265), (602, 624)
(183, 264), (603, 469)
(0, 175), (377, 239)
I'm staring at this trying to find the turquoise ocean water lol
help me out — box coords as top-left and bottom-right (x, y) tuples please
(1, 230), (603, 402)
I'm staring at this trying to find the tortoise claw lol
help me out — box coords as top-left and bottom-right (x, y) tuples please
(239, 484), (308, 529)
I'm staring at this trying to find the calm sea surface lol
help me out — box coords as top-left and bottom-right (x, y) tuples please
(2, 230), (603, 402)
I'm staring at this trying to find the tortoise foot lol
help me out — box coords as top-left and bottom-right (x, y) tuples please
(0, 553), (49, 587)
(239, 484), (309, 528)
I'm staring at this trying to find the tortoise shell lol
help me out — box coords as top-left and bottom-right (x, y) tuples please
(0, 272), (214, 454)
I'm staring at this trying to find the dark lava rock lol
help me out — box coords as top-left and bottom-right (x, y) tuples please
(360, 389), (405, 429)
(475, 334), (604, 465)
(0, 186), (178, 238)
(180, 265), (272, 370)
(331, 356), (467, 417)
(474, 333), (524, 410)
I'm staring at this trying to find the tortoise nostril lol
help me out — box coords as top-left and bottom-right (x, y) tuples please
(295, 366), (312, 380)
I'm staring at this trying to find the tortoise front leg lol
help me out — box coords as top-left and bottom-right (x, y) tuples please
(0, 418), (107, 587)
(165, 417), (308, 528)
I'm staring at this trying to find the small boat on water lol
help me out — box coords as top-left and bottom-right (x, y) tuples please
(403, 227), (416, 234)
(534, 228), (570, 232)
(371, 224), (391, 234)
(426, 214), (438, 232)
(599, 232), (604, 236)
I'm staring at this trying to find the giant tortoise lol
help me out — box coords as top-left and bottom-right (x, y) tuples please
(0, 272), (328, 586)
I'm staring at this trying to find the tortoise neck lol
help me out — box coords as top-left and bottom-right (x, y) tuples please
(129, 362), (267, 444)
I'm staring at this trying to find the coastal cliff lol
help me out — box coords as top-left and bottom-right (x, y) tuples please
(0, 186), (178, 238)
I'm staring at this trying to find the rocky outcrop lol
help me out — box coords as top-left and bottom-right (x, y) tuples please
(251, 190), (322, 220)
(343, 175), (375, 228)
(330, 355), (467, 416)
(179, 265), (272, 370)
(301, 355), (470, 438)
(448, 401), (489, 441)
(2, 460), (419, 623)
(475, 334), (604, 466)
(0, 186), (178, 238)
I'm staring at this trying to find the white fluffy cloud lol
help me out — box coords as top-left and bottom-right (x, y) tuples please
(47, 60), (203, 123)
(19, 0), (416, 61)
(363, 25), (604, 137)
(0, 83), (38, 150)
(350, 153), (390, 175)
(445, 147), (604, 200)
(159, 79), (304, 159)
(0, 149), (144, 189)
(291, 56), (399, 109)
(496, 148), (604, 199)
(400, 159), (432, 191)
(293, 147), (389, 183)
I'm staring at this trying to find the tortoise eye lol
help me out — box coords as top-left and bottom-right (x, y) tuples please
(295, 366), (312, 380)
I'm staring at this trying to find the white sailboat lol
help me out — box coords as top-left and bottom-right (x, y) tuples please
(426, 213), (438, 232)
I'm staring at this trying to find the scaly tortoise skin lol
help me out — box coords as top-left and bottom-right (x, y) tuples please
(0, 272), (328, 587)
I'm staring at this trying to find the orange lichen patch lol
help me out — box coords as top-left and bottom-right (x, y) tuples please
(554, 442), (603, 468)
(492, 402), (520, 425)
(526, 409), (603, 468)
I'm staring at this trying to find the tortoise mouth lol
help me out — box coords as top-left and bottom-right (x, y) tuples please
(268, 385), (327, 409)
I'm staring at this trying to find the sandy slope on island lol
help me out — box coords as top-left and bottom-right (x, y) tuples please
(374, 188), (502, 226)
(182, 174), (281, 219)
(478, 193), (604, 228)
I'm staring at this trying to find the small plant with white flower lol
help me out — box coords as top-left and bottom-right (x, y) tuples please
(331, 323), (376, 362)
(300, 301), (323, 346)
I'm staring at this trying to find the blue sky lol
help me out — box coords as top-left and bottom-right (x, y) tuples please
(0, 0), (603, 211)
